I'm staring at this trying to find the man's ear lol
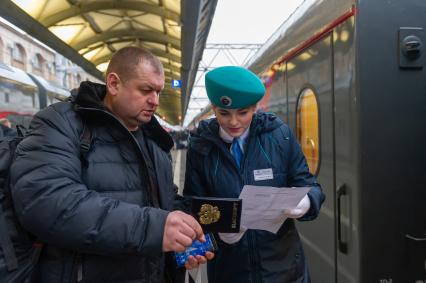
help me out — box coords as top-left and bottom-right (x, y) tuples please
(106, 72), (120, 96)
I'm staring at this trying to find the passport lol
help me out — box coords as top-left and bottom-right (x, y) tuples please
(191, 196), (242, 233)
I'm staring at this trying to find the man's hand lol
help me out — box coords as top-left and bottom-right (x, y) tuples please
(162, 211), (205, 252)
(184, 252), (215, 270)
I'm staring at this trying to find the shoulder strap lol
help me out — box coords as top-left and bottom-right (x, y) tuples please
(15, 125), (26, 137)
(73, 103), (93, 157)
(79, 120), (93, 168)
(80, 121), (92, 155)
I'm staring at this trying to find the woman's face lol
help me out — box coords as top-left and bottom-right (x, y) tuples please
(213, 105), (256, 138)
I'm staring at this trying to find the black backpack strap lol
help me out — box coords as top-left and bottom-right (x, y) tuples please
(75, 117), (92, 282)
(79, 120), (93, 168)
(0, 198), (18, 271)
(15, 125), (27, 137)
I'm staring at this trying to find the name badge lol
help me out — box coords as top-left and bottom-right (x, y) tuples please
(253, 168), (274, 181)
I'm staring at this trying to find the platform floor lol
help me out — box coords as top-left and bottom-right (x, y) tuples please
(171, 149), (186, 194)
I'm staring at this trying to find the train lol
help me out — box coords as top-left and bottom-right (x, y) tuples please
(0, 62), (70, 128)
(244, 0), (426, 282)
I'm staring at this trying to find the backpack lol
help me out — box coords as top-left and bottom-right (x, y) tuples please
(0, 123), (92, 283)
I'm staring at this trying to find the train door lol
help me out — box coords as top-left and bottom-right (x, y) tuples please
(333, 19), (359, 283)
(286, 34), (336, 283)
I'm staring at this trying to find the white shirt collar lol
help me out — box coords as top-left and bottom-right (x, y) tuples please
(219, 126), (250, 152)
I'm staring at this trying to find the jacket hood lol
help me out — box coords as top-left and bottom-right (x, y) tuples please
(71, 81), (107, 110)
(71, 81), (174, 152)
(190, 111), (283, 154)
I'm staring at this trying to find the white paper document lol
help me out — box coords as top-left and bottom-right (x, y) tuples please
(239, 185), (311, 234)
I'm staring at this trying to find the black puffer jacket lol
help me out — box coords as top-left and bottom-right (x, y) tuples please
(10, 81), (178, 283)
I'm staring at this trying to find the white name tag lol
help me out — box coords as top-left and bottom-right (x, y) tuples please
(253, 168), (274, 181)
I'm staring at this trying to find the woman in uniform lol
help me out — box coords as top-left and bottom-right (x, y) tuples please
(183, 66), (325, 283)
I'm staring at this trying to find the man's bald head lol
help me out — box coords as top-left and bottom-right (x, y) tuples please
(106, 46), (164, 82)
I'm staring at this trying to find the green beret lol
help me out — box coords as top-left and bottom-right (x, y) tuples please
(205, 66), (265, 109)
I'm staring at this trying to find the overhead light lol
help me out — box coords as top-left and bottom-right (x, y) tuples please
(83, 47), (102, 60)
(49, 24), (84, 44)
(340, 30), (350, 42)
(287, 62), (296, 71)
(96, 62), (109, 72)
(299, 52), (312, 61)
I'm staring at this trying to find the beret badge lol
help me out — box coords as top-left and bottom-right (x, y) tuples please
(219, 96), (232, 107)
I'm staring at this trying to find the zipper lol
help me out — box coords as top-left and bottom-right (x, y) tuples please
(241, 134), (262, 283)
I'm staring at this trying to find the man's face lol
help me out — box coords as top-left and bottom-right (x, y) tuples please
(213, 105), (256, 138)
(107, 62), (164, 130)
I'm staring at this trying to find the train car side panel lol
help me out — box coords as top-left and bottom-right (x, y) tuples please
(334, 17), (360, 283)
(287, 34), (336, 283)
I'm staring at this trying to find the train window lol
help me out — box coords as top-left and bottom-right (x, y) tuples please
(296, 88), (320, 175)
(5, 92), (10, 103)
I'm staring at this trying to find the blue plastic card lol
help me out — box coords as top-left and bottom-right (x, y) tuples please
(175, 233), (217, 267)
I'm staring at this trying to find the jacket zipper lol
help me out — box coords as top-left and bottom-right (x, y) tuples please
(241, 135), (261, 283)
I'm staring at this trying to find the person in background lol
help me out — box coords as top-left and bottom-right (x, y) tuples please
(183, 66), (325, 283)
(11, 46), (212, 283)
(0, 118), (16, 138)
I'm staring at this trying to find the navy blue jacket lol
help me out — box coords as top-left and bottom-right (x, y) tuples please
(184, 112), (325, 283)
(10, 81), (179, 283)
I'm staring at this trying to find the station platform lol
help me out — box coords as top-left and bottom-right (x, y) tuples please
(170, 148), (209, 283)
(171, 149), (187, 194)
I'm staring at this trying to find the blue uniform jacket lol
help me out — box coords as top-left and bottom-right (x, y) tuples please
(183, 112), (325, 283)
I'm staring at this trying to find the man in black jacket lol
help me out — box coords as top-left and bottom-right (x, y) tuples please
(10, 47), (211, 283)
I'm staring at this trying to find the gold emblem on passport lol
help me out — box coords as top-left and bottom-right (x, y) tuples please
(198, 204), (221, 224)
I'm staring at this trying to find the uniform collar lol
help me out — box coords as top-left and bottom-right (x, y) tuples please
(219, 126), (249, 153)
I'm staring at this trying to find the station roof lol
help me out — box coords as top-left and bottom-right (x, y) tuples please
(0, 0), (217, 124)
